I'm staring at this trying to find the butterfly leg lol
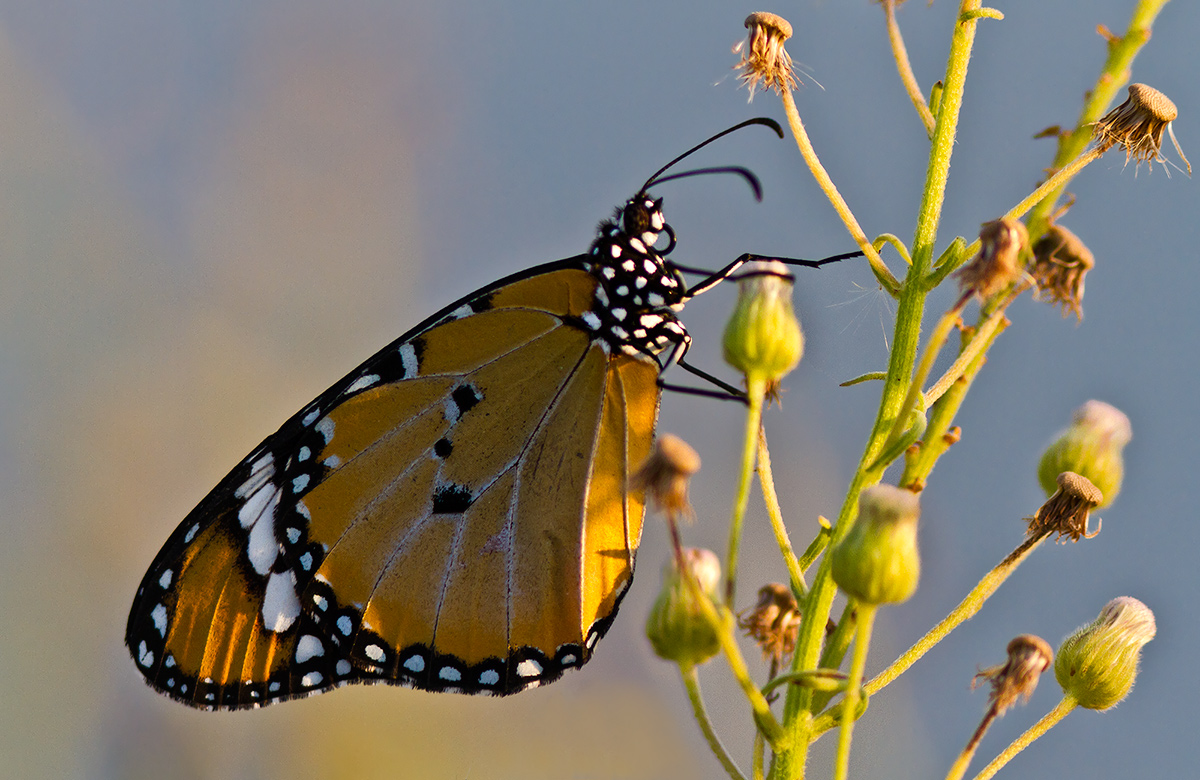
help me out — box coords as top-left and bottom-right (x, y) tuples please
(678, 250), (865, 299)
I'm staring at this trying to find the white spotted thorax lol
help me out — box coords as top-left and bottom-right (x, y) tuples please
(583, 194), (691, 363)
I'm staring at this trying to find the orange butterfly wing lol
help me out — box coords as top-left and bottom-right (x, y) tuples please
(126, 265), (659, 708)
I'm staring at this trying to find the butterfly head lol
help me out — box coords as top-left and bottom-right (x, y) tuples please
(619, 194), (675, 255)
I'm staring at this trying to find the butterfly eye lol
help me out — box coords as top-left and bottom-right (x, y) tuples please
(621, 198), (652, 237)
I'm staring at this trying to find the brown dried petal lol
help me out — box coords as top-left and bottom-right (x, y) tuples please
(955, 218), (1030, 300)
(1031, 224), (1094, 321)
(973, 634), (1053, 716)
(734, 12), (797, 98)
(738, 583), (801, 662)
(1025, 471), (1103, 542)
(1094, 83), (1190, 174)
(632, 434), (701, 521)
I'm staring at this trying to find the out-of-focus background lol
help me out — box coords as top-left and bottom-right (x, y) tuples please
(1, 2), (1195, 778)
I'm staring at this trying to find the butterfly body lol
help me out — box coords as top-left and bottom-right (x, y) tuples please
(127, 194), (689, 709)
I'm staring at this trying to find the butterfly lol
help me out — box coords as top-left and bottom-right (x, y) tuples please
(126, 117), (858, 709)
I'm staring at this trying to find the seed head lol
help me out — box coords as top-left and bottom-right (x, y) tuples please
(734, 12), (797, 100)
(738, 583), (801, 663)
(1025, 471), (1104, 543)
(1056, 597), (1156, 710)
(973, 634), (1054, 717)
(645, 548), (722, 667)
(1093, 83), (1190, 174)
(1038, 400), (1131, 508)
(831, 484), (921, 606)
(632, 434), (702, 522)
(955, 218), (1030, 301)
(1031, 224), (1094, 321)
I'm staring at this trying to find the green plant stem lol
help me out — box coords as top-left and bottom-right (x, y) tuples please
(779, 89), (899, 295)
(682, 665), (748, 780)
(874, 233), (913, 266)
(903, 316), (1008, 488)
(882, 0), (936, 136)
(922, 303), (1008, 407)
(757, 427), (806, 597)
(833, 604), (876, 780)
(691, 589), (786, 747)
(753, 731), (766, 780)
(970, 696), (1078, 780)
(726, 376), (766, 605)
(945, 705), (999, 780)
(958, 148), (1103, 263)
(1026, 0), (1171, 241)
(881, 297), (967, 455)
(761, 669), (847, 697)
(772, 8), (989, 777)
(865, 534), (1046, 696)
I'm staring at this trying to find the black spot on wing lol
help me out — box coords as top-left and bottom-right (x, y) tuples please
(432, 484), (474, 514)
(450, 384), (481, 416)
(433, 438), (453, 459)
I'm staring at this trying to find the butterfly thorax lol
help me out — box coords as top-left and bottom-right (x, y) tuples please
(580, 194), (689, 363)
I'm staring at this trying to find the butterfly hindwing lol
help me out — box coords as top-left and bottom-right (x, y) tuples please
(126, 261), (661, 708)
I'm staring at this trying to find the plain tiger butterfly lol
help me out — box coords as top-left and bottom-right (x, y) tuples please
(126, 117), (858, 709)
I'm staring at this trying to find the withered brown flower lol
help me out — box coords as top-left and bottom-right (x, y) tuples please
(1094, 83), (1190, 174)
(955, 218), (1030, 301)
(631, 434), (701, 521)
(738, 583), (801, 662)
(734, 12), (797, 99)
(1031, 224), (1094, 321)
(973, 634), (1054, 717)
(1025, 471), (1103, 542)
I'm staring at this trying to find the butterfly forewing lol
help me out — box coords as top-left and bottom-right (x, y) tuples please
(126, 261), (662, 707)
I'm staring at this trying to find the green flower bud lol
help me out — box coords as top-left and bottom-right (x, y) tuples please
(831, 484), (921, 605)
(1055, 597), (1156, 710)
(645, 548), (721, 667)
(1038, 400), (1131, 508)
(722, 261), (804, 385)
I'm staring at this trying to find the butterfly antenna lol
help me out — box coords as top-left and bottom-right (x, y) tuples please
(641, 117), (784, 193)
(649, 166), (765, 201)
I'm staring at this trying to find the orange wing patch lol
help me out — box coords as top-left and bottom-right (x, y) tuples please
(126, 266), (663, 707)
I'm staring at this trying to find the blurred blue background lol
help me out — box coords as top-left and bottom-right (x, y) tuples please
(1, 1), (1195, 778)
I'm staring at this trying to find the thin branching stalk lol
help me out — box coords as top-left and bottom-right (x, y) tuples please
(833, 604), (876, 780)
(970, 697), (1079, 780)
(882, 0), (937, 136)
(757, 428), (807, 597)
(726, 377), (766, 605)
(778, 90), (899, 295)
(1026, 0), (1173, 241)
(773, 7), (990, 778)
(865, 534), (1047, 696)
(682, 665), (749, 780)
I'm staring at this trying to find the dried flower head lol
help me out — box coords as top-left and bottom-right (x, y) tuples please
(739, 583), (801, 662)
(1025, 471), (1103, 542)
(955, 218), (1030, 301)
(1038, 400), (1131, 508)
(632, 434), (701, 521)
(734, 12), (797, 99)
(1031, 224), (1094, 321)
(1093, 83), (1191, 174)
(973, 634), (1054, 717)
(1056, 596), (1156, 710)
